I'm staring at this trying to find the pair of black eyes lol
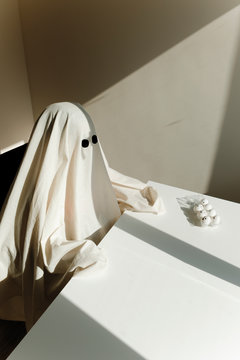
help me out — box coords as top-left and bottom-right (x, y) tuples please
(82, 135), (98, 148)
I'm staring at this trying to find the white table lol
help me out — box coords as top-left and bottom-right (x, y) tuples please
(9, 182), (240, 360)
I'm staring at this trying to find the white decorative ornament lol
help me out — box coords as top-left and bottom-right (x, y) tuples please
(195, 204), (204, 212)
(209, 209), (217, 217)
(192, 198), (220, 228)
(205, 203), (213, 211)
(201, 198), (208, 206)
(212, 215), (221, 225)
(201, 216), (211, 226)
(197, 209), (208, 219)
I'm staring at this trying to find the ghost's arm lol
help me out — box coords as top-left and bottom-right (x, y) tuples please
(43, 231), (107, 277)
(99, 144), (164, 214)
(107, 167), (165, 215)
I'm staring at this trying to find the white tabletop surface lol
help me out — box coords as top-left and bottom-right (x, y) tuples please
(9, 182), (240, 360)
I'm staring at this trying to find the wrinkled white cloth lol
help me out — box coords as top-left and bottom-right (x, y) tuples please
(0, 102), (164, 329)
(107, 167), (164, 215)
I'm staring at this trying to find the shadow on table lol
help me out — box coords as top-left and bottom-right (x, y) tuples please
(8, 294), (144, 360)
(115, 213), (240, 288)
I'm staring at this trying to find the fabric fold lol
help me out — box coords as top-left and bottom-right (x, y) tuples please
(0, 102), (164, 329)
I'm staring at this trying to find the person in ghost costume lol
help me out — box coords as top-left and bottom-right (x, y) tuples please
(0, 102), (164, 330)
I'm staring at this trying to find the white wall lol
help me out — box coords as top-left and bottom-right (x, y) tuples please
(0, 0), (33, 151)
(18, 1), (240, 200)
(85, 7), (240, 198)
(19, 0), (240, 117)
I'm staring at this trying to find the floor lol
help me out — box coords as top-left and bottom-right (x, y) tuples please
(0, 320), (26, 359)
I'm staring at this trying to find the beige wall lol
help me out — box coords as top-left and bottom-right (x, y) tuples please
(85, 7), (240, 200)
(18, 1), (240, 200)
(19, 0), (240, 118)
(0, 0), (33, 151)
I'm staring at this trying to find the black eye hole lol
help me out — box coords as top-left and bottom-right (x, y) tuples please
(82, 139), (89, 148)
(92, 135), (98, 144)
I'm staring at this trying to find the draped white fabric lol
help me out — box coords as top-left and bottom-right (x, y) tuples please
(0, 102), (164, 329)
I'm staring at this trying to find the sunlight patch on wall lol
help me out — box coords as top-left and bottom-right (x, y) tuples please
(84, 6), (240, 193)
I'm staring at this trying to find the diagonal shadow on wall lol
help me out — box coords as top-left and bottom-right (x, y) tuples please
(207, 16), (240, 203)
(19, 0), (240, 117)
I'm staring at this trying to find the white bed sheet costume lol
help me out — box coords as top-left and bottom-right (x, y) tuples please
(0, 102), (165, 329)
